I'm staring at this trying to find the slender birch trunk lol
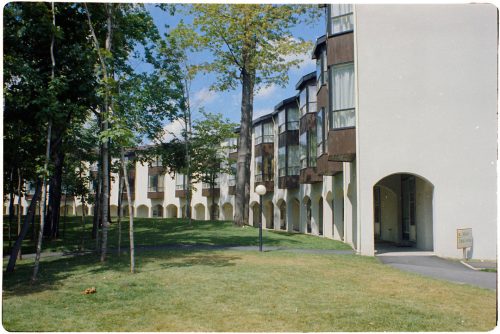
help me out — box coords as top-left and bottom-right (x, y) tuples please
(32, 2), (55, 282)
(62, 189), (68, 239)
(121, 148), (134, 273)
(117, 170), (124, 256)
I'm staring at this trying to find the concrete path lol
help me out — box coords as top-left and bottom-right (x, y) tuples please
(377, 252), (497, 290)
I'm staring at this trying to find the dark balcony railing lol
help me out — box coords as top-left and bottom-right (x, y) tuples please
(288, 166), (300, 176)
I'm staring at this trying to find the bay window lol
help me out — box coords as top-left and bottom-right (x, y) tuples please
(308, 125), (317, 167)
(262, 122), (273, 143)
(316, 48), (328, 88)
(148, 174), (164, 192)
(300, 132), (307, 169)
(254, 125), (262, 145)
(287, 106), (299, 130)
(278, 146), (286, 177)
(263, 155), (274, 181)
(299, 84), (317, 117)
(288, 145), (300, 175)
(329, 4), (354, 35)
(175, 173), (185, 190)
(330, 62), (355, 129)
(278, 110), (286, 134)
(317, 108), (325, 156)
(255, 156), (263, 182)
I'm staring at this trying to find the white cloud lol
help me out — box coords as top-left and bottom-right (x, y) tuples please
(255, 84), (278, 100)
(161, 118), (186, 142)
(192, 87), (218, 108)
(253, 108), (273, 120)
(285, 51), (316, 73)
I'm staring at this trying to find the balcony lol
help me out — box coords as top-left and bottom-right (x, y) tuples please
(299, 167), (322, 184)
(255, 135), (274, 145)
(317, 154), (343, 176)
(202, 182), (220, 197)
(254, 173), (274, 192)
(327, 127), (356, 162)
(147, 186), (164, 199)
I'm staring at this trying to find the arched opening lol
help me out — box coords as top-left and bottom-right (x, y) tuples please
(374, 173), (434, 251)
(290, 199), (300, 232)
(180, 205), (186, 218)
(277, 200), (286, 230)
(264, 200), (274, 229)
(60, 205), (73, 216)
(222, 203), (233, 221)
(166, 204), (177, 218)
(122, 205), (134, 217)
(152, 204), (163, 218)
(250, 201), (259, 227)
(318, 197), (323, 236)
(209, 204), (219, 221)
(304, 196), (311, 233)
(194, 203), (206, 220)
(75, 205), (89, 216)
(136, 205), (149, 218)
(110, 205), (118, 217)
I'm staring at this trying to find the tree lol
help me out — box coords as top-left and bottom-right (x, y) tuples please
(172, 5), (314, 225)
(190, 112), (237, 220)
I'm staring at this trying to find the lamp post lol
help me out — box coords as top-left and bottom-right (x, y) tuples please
(255, 184), (267, 252)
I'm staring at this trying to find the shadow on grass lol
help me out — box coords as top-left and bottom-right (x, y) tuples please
(3, 249), (240, 298)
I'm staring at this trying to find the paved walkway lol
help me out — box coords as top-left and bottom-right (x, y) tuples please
(376, 245), (497, 290)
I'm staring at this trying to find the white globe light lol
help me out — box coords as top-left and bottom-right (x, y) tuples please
(255, 184), (267, 196)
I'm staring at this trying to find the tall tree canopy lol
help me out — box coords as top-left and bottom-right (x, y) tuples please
(172, 4), (316, 225)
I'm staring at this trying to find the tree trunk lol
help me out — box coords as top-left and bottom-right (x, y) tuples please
(210, 173), (216, 221)
(117, 169), (124, 256)
(8, 169), (14, 251)
(121, 148), (134, 273)
(32, 119), (52, 282)
(80, 194), (86, 251)
(6, 180), (41, 273)
(45, 146), (64, 238)
(62, 189), (68, 239)
(99, 2), (113, 263)
(234, 68), (254, 226)
(92, 143), (102, 240)
(16, 169), (22, 259)
(32, 2), (55, 282)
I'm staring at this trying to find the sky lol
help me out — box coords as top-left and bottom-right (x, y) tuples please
(143, 4), (325, 141)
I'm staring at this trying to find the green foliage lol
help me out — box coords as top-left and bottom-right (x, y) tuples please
(172, 4), (315, 91)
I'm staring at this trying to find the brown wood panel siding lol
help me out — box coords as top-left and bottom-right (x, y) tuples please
(228, 186), (235, 195)
(317, 84), (329, 110)
(202, 188), (220, 197)
(327, 32), (354, 66)
(175, 189), (187, 198)
(261, 143), (274, 155)
(317, 154), (343, 176)
(148, 166), (164, 175)
(278, 175), (299, 189)
(300, 113), (317, 133)
(327, 128), (356, 162)
(299, 167), (322, 184)
(147, 192), (164, 199)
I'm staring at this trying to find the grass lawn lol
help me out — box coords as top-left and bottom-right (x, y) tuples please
(3, 216), (352, 255)
(3, 249), (496, 332)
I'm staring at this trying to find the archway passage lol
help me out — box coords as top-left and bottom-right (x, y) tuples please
(194, 203), (206, 220)
(318, 197), (323, 236)
(110, 205), (118, 217)
(209, 204), (219, 221)
(374, 173), (434, 251)
(277, 200), (286, 230)
(304, 197), (312, 233)
(264, 200), (274, 229)
(152, 204), (163, 218)
(166, 204), (177, 218)
(291, 199), (300, 232)
(250, 202), (259, 227)
(137, 205), (149, 218)
(222, 203), (233, 221)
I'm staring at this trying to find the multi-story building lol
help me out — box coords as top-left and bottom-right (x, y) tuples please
(6, 4), (497, 260)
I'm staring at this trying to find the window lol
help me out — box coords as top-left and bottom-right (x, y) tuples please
(329, 4), (353, 35)
(308, 124), (317, 167)
(299, 88), (307, 117)
(228, 162), (237, 186)
(300, 132), (307, 169)
(287, 106), (299, 130)
(278, 146), (286, 177)
(316, 48), (328, 88)
(228, 137), (237, 153)
(317, 108), (325, 156)
(300, 84), (317, 117)
(263, 154), (274, 181)
(254, 124), (262, 145)
(288, 145), (300, 175)
(203, 175), (220, 189)
(148, 174), (164, 192)
(262, 122), (273, 143)
(254, 156), (263, 182)
(151, 157), (162, 167)
(175, 173), (185, 190)
(330, 62), (355, 129)
(278, 110), (286, 134)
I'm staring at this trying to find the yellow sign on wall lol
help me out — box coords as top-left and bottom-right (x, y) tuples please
(457, 228), (473, 249)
